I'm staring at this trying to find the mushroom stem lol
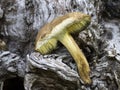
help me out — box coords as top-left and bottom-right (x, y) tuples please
(58, 33), (91, 84)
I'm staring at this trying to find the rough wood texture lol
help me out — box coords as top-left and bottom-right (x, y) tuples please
(24, 52), (79, 90)
(0, 0), (120, 90)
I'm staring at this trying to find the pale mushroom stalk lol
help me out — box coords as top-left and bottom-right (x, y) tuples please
(58, 33), (91, 84)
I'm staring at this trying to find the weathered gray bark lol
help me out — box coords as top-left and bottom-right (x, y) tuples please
(0, 0), (120, 90)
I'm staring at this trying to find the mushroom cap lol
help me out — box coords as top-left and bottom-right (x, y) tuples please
(35, 12), (91, 54)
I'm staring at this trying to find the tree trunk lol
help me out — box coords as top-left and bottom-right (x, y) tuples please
(0, 0), (120, 90)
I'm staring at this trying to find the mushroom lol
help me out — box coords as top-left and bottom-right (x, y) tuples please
(35, 12), (91, 84)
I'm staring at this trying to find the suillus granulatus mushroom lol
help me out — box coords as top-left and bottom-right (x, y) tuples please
(35, 12), (91, 84)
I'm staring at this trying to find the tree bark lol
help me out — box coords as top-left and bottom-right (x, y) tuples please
(0, 0), (120, 90)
